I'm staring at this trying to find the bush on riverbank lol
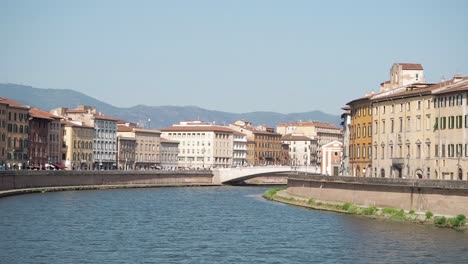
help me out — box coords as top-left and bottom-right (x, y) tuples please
(263, 188), (286, 200)
(264, 188), (467, 230)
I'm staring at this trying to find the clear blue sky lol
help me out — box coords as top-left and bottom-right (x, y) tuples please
(1, 0), (467, 115)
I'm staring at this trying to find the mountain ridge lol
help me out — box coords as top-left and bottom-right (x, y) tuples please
(0, 83), (341, 129)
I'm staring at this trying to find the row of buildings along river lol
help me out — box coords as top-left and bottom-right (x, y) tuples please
(342, 63), (468, 180)
(0, 99), (342, 172)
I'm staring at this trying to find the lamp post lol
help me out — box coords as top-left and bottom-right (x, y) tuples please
(202, 148), (206, 169)
(406, 153), (410, 178)
(303, 153), (308, 176)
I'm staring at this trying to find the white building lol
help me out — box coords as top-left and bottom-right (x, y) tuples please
(281, 134), (317, 167)
(321, 140), (343, 176)
(232, 131), (248, 166)
(161, 121), (234, 168)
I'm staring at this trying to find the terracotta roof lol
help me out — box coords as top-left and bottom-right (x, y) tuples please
(233, 131), (246, 136)
(66, 109), (87, 114)
(277, 121), (340, 130)
(161, 125), (234, 133)
(432, 78), (468, 95)
(29, 108), (61, 120)
(0, 97), (30, 109)
(398, 63), (423, 70)
(94, 113), (120, 121)
(117, 125), (134, 132)
(63, 120), (94, 129)
(281, 134), (314, 141)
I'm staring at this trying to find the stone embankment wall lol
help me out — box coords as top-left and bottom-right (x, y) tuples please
(0, 170), (215, 191)
(287, 175), (468, 216)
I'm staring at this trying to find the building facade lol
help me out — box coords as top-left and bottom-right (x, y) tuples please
(117, 125), (162, 170)
(230, 120), (286, 166)
(281, 134), (317, 167)
(232, 132), (248, 166)
(160, 138), (179, 170)
(347, 97), (373, 177)
(321, 140), (343, 176)
(117, 136), (136, 170)
(161, 121), (234, 168)
(62, 120), (94, 170)
(1, 97), (30, 170)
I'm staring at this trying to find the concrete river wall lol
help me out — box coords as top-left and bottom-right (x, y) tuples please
(287, 175), (468, 216)
(0, 170), (215, 194)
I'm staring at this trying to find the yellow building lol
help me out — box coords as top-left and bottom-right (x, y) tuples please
(347, 96), (373, 176)
(63, 120), (94, 170)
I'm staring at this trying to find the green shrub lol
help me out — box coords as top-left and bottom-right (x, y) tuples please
(409, 210), (415, 214)
(263, 188), (285, 200)
(434, 216), (447, 226)
(347, 205), (358, 214)
(425, 211), (433, 219)
(382, 207), (399, 215)
(341, 203), (352, 211)
(448, 217), (462, 227)
(456, 214), (466, 221)
(307, 199), (316, 206)
(360, 206), (377, 215)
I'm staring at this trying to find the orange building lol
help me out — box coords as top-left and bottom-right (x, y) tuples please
(347, 96), (373, 177)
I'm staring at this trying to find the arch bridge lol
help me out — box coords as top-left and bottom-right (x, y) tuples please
(212, 166), (320, 184)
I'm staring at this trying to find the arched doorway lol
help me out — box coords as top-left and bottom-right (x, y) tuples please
(380, 168), (385, 178)
(416, 169), (423, 179)
(459, 168), (463, 180)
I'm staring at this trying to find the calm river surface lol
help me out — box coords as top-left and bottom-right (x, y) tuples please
(1, 186), (468, 263)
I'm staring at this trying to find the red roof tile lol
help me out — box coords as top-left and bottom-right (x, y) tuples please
(161, 125), (234, 133)
(0, 97), (30, 109)
(29, 108), (61, 120)
(398, 63), (423, 70)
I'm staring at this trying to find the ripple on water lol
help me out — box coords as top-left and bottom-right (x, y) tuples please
(1, 186), (468, 264)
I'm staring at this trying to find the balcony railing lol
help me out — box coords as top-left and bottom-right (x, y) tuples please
(392, 158), (405, 165)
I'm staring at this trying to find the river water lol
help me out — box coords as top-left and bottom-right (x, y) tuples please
(1, 186), (467, 263)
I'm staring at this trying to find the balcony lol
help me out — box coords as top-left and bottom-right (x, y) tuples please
(392, 157), (405, 166)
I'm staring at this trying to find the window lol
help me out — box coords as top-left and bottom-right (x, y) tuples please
(357, 125), (361, 138)
(417, 101), (421, 110)
(381, 120), (385, 134)
(416, 73), (419, 81)
(374, 121), (378, 134)
(368, 146), (372, 158)
(441, 117), (447, 129)
(426, 99), (430, 109)
(406, 117), (411, 132)
(457, 95), (463, 105)
(399, 118), (403, 132)
(368, 124), (372, 137)
(417, 144), (421, 158)
(426, 115), (431, 130)
(381, 145), (385, 159)
(362, 146), (366, 158)
(390, 119), (394, 133)
(457, 144), (462, 157)
(391, 104), (394, 113)
(465, 115), (468, 128)
(362, 126), (366, 138)
(441, 144), (446, 157)
(456, 115), (462, 129)
(449, 116), (455, 129)
(416, 116), (421, 131)
(406, 102), (411, 111)
(357, 145), (360, 158)
(400, 103), (403, 112)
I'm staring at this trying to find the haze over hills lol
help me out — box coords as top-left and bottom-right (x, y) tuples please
(0, 83), (341, 129)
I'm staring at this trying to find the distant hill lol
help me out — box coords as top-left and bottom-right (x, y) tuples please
(0, 83), (341, 129)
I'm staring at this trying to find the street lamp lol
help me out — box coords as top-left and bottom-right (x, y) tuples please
(406, 153), (410, 178)
(202, 148), (206, 169)
(303, 153), (308, 175)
